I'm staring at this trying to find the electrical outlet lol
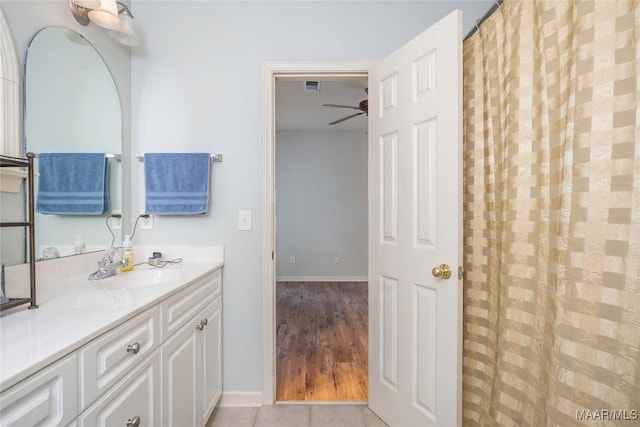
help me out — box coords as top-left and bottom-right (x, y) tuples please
(289, 256), (296, 264)
(335, 256), (340, 264)
(140, 214), (153, 230)
(111, 210), (122, 230)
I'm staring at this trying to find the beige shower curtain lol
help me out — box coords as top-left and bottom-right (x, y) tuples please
(462, 1), (639, 426)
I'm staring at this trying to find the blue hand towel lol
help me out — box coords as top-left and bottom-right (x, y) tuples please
(36, 153), (109, 215)
(144, 153), (210, 215)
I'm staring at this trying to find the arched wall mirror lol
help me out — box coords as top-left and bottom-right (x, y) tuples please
(25, 26), (122, 259)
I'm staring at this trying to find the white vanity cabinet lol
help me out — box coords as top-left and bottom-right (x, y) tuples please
(0, 354), (77, 427)
(0, 266), (223, 427)
(161, 269), (222, 427)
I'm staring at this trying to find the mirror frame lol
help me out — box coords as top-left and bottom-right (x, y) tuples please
(0, 8), (20, 160)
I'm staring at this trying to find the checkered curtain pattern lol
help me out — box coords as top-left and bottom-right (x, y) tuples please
(462, 1), (640, 425)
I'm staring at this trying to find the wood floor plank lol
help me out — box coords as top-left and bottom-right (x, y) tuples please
(276, 281), (368, 401)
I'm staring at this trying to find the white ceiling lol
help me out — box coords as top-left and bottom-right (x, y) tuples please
(275, 79), (368, 131)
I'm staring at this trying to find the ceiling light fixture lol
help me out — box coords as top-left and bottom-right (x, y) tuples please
(69, 0), (139, 46)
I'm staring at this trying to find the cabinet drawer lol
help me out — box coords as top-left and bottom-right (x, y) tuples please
(161, 269), (221, 339)
(78, 353), (160, 427)
(0, 354), (77, 427)
(79, 306), (160, 411)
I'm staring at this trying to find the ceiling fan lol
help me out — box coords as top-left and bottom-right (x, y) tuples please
(323, 88), (368, 125)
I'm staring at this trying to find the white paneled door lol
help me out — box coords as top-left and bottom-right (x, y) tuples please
(368, 10), (462, 427)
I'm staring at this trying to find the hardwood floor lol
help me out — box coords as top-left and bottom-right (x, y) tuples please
(276, 281), (368, 401)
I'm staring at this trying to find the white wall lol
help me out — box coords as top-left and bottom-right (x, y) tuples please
(276, 130), (367, 280)
(131, 0), (492, 394)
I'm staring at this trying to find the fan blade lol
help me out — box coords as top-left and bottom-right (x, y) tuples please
(322, 104), (361, 110)
(329, 112), (364, 125)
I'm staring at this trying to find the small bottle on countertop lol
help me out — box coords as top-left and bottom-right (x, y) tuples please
(120, 234), (135, 272)
(74, 234), (86, 255)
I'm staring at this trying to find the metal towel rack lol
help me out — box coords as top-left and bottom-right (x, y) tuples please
(135, 153), (223, 163)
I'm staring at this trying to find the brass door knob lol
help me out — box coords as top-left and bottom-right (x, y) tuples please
(432, 264), (452, 279)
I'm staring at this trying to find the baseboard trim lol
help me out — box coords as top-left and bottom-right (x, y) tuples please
(219, 391), (264, 407)
(275, 400), (368, 405)
(276, 276), (368, 282)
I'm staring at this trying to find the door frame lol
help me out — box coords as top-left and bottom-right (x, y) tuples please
(262, 61), (374, 404)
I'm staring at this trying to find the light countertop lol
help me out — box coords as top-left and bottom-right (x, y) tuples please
(0, 255), (223, 392)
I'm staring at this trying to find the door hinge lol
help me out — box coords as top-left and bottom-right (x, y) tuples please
(458, 266), (464, 280)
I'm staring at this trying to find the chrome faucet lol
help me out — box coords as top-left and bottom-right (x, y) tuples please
(89, 247), (129, 280)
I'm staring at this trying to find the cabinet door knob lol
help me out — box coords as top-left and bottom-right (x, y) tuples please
(196, 321), (204, 331)
(202, 318), (208, 326)
(126, 343), (141, 354)
(126, 416), (140, 427)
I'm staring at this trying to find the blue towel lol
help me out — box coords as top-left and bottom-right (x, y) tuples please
(144, 153), (210, 215)
(36, 153), (109, 215)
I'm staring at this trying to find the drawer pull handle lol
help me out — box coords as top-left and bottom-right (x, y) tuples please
(126, 343), (141, 354)
(126, 416), (140, 427)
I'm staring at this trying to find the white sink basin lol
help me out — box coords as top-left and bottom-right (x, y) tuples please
(92, 267), (187, 289)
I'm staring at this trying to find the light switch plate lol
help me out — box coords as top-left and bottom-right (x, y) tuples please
(238, 210), (252, 231)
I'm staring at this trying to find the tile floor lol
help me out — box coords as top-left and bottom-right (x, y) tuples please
(206, 404), (388, 427)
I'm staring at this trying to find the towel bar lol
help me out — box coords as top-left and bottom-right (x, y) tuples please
(34, 153), (122, 162)
(135, 153), (223, 163)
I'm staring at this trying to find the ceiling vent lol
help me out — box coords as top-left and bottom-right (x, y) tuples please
(303, 81), (321, 94)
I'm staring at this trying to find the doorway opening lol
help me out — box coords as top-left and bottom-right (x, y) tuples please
(274, 77), (369, 401)
(263, 63), (374, 405)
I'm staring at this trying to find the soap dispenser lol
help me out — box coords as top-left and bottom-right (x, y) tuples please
(120, 234), (135, 272)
